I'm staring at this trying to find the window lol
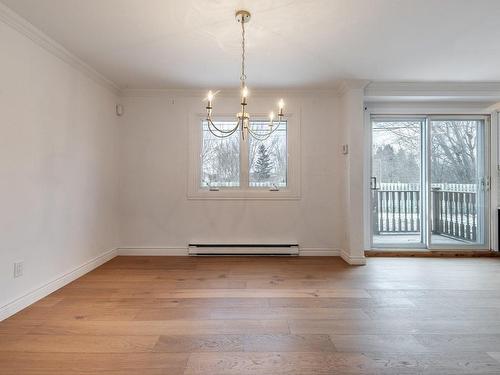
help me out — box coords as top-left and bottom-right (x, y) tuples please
(248, 121), (287, 188)
(201, 121), (240, 188)
(189, 114), (299, 199)
(201, 119), (287, 188)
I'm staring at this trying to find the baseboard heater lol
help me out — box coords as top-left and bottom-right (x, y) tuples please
(188, 243), (299, 256)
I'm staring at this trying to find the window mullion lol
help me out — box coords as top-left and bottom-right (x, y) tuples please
(241, 133), (249, 188)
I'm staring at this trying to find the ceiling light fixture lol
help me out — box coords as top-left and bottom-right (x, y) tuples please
(204, 10), (285, 141)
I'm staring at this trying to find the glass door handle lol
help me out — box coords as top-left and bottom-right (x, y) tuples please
(480, 177), (490, 191)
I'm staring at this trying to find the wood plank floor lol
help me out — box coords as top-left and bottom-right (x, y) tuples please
(2, 256), (500, 374)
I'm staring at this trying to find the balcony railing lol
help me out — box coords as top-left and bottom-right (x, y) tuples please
(372, 184), (478, 241)
(431, 188), (477, 241)
(372, 190), (421, 234)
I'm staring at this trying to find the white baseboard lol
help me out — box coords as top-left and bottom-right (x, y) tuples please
(299, 248), (341, 256)
(0, 248), (117, 321)
(117, 247), (189, 256)
(340, 249), (367, 265)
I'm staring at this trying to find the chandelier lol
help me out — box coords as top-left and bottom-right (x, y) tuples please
(204, 10), (285, 141)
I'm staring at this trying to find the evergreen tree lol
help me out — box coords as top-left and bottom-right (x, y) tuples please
(255, 144), (272, 180)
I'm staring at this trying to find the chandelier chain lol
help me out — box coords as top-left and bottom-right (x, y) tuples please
(240, 19), (246, 82)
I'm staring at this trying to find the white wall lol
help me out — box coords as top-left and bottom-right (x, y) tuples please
(339, 81), (368, 264)
(118, 93), (347, 253)
(0, 19), (119, 313)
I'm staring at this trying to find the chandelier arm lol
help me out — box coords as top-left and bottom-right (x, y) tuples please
(247, 132), (272, 142)
(246, 124), (283, 141)
(206, 118), (239, 134)
(246, 119), (284, 140)
(249, 117), (282, 133)
(206, 121), (240, 139)
(246, 126), (275, 141)
(207, 118), (234, 133)
(241, 103), (246, 141)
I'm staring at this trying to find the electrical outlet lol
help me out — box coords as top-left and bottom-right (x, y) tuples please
(14, 262), (23, 278)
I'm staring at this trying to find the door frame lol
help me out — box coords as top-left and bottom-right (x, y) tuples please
(364, 107), (493, 251)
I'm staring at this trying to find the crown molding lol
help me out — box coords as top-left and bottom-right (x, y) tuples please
(337, 79), (371, 96)
(486, 102), (500, 113)
(366, 100), (496, 115)
(0, 2), (120, 94)
(119, 88), (340, 98)
(365, 81), (500, 102)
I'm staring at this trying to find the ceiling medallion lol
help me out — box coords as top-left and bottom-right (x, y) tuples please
(204, 10), (285, 140)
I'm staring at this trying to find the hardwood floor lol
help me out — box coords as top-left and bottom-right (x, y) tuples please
(2, 256), (500, 374)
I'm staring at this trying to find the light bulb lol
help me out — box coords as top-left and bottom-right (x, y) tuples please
(269, 111), (275, 121)
(278, 99), (284, 116)
(207, 90), (214, 102)
(242, 86), (249, 98)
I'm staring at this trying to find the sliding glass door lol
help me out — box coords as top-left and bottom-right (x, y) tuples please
(429, 117), (488, 248)
(371, 118), (425, 247)
(370, 115), (489, 249)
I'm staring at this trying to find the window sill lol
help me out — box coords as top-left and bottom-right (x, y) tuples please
(187, 188), (301, 200)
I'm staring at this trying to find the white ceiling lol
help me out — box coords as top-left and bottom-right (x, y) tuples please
(3, 0), (500, 90)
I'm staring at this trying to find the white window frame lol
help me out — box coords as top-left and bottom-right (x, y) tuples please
(188, 112), (301, 200)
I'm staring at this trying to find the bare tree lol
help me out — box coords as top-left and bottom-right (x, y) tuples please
(374, 120), (478, 184)
(201, 125), (239, 186)
(431, 121), (476, 183)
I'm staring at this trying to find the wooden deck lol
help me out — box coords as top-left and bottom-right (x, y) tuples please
(1, 256), (500, 374)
